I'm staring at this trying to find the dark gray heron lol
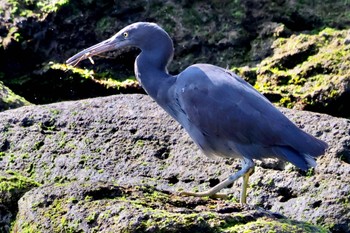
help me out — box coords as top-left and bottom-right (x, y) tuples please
(66, 22), (328, 204)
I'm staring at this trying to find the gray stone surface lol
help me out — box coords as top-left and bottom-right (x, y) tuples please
(0, 94), (348, 232)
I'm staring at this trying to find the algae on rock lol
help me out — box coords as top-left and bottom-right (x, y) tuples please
(0, 94), (347, 232)
(0, 81), (31, 111)
(235, 28), (350, 118)
(14, 182), (328, 233)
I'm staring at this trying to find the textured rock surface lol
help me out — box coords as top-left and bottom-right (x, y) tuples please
(0, 81), (31, 111)
(1, 0), (350, 118)
(0, 94), (348, 232)
(14, 182), (326, 232)
(237, 28), (350, 118)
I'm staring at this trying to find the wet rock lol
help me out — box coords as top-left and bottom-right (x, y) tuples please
(0, 94), (348, 232)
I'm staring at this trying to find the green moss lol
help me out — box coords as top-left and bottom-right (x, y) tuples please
(279, 96), (294, 108)
(0, 170), (40, 194)
(12, 183), (328, 232)
(306, 168), (315, 177)
(6, 0), (69, 19)
(33, 141), (44, 150)
(51, 63), (94, 79)
(51, 62), (139, 90)
(237, 28), (350, 111)
(14, 222), (43, 233)
(0, 169), (40, 232)
(135, 140), (144, 147)
(226, 218), (328, 233)
(0, 81), (31, 110)
(42, 198), (77, 232)
(86, 211), (97, 223)
(96, 77), (138, 90)
(50, 108), (61, 115)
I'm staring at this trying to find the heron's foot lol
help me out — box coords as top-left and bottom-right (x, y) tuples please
(180, 191), (228, 199)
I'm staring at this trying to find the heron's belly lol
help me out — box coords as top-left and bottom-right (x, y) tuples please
(202, 140), (244, 159)
(166, 107), (248, 160)
(186, 127), (244, 159)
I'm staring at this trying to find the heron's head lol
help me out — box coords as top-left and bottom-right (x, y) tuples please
(66, 22), (171, 66)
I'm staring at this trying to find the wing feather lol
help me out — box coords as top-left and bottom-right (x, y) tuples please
(173, 64), (327, 163)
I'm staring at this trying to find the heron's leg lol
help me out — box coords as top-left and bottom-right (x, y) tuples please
(180, 158), (255, 200)
(240, 164), (254, 204)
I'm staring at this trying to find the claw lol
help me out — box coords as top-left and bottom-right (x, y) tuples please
(178, 159), (255, 203)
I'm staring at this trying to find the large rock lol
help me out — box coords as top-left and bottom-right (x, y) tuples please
(236, 28), (350, 118)
(0, 94), (349, 232)
(1, 0), (350, 113)
(14, 182), (326, 232)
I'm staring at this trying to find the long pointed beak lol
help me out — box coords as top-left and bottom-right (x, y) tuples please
(66, 36), (119, 66)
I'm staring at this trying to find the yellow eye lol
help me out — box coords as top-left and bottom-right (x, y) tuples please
(123, 32), (129, 38)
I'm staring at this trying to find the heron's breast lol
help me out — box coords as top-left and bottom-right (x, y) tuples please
(185, 125), (244, 159)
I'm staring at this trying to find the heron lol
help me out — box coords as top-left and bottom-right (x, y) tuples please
(66, 22), (328, 204)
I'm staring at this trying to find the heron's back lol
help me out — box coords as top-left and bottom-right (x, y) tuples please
(171, 64), (328, 170)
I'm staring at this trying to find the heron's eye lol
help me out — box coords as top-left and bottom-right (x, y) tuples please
(123, 32), (129, 38)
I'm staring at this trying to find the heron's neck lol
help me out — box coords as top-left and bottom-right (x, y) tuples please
(135, 49), (175, 103)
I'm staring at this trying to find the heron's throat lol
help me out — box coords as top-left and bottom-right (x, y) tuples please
(134, 31), (175, 98)
(135, 52), (174, 100)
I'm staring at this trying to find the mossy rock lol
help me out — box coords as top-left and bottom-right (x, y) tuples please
(1, 0), (350, 112)
(235, 28), (350, 118)
(0, 170), (40, 207)
(0, 170), (40, 233)
(5, 62), (142, 104)
(0, 0), (69, 19)
(0, 81), (31, 111)
(13, 182), (328, 233)
(0, 94), (347, 232)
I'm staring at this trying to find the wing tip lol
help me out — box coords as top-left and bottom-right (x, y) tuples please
(304, 153), (317, 169)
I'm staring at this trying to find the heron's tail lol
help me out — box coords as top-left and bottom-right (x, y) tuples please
(303, 135), (328, 158)
(272, 146), (313, 170)
(272, 138), (327, 171)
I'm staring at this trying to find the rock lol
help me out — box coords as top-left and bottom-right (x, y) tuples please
(249, 22), (292, 62)
(0, 94), (348, 232)
(1, 0), (350, 111)
(14, 181), (326, 232)
(238, 28), (350, 118)
(0, 171), (39, 232)
(0, 81), (31, 112)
